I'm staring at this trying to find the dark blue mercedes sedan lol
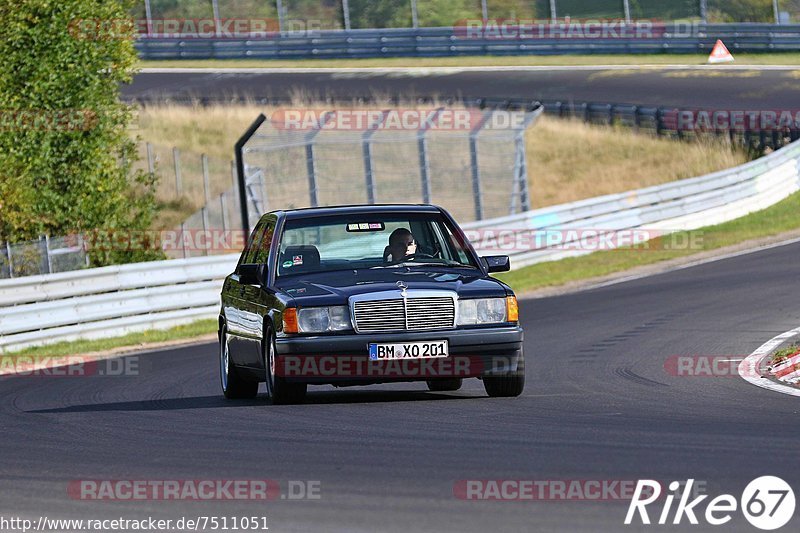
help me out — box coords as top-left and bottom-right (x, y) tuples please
(218, 204), (524, 404)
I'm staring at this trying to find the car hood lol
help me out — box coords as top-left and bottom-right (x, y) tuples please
(274, 267), (507, 305)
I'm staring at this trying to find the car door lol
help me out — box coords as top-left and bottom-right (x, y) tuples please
(238, 215), (278, 371)
(224, 220), (267, 367)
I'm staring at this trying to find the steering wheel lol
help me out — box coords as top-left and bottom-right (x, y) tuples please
(397, 252), (433, 262)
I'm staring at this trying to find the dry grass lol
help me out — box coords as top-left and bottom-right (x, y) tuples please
(133, 104), (749, 226)
(526, 117), (748, 207)
(135, 105), (261, 161)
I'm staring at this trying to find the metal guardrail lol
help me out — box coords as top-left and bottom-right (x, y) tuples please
(135, 23), (800, 60)
(0, 255), (237, 353)
(2, 136), (799, 352)
(462, 136), (800, 267)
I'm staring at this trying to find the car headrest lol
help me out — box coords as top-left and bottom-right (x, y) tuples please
(280, 245), (321, 274)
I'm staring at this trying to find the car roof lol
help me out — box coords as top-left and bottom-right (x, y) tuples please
(274, 204), (443, 220)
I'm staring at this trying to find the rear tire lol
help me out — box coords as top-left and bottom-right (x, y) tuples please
(426, 378), (463, 392)
(483, 349), (525, 398)
(265, 332), (307, 405)
(220, 328), (259, 399)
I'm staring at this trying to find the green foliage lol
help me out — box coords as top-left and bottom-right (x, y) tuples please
(707, 0), (774, 22)
(0, 0), (162, 265)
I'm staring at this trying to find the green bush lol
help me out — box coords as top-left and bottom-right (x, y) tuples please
(0, 0), (162, 266)
(707, 0), (775, 22)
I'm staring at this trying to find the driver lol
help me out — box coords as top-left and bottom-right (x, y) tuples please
(387, 228), (417, 262)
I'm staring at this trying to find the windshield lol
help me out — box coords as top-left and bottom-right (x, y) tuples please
(276, 212), (478, 277)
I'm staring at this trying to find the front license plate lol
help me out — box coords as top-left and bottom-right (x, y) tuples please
(369, 340), (449, 361)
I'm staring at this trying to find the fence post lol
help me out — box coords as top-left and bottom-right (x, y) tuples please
(276, 0), (285, 33)
(342, 0), (351, 30)
(699, 0), (707, 23)
(202, 153), (211, 205)
(45, 235), (54, 274)
(304, 112), (336, 207)
(623, 0), (631, 24)
(144, 0), (153, 36)
(481, 0), (488, 20)
(773, 0), (781, 24)
(549, 0), (557, 22)
(305, 143), (319, 207)
(411, 0), (419, 28)
(38, 235), (51, 275)
(82, 235), (90, 267)
(362, 111), (390, 205)
(180, 222), (187, 259)
(417, 108), (443, 204)
(220, 193), (228, 233)
(211, 0), (222, 36)
(510, 109), (541, 214)
(146, 142), (155, 174)
(173, 147), (183, 197)
(201, 206), (209, 256)
(5, 241), (13, 278)
(235, 113), (266, 237)
(470, 111), (492, 221)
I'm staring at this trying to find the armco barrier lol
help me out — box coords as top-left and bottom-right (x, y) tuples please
(134, 23), (800, 60)
(0, 255), (237, 353)
(466, 137), (800, 267)
(1, 137), (799, 352)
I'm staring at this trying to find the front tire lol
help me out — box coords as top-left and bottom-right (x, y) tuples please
(483, 349), (525, 398)
(265, 332), (307, 405)
(219, 328), (259, 399)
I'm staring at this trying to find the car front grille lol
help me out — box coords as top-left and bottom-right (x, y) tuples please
(353, 295), (456, 333)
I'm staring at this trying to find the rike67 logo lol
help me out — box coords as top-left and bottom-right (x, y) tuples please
(625, 477), (795, 530)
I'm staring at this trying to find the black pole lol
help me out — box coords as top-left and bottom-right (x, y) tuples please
(235, 113), (267, 240)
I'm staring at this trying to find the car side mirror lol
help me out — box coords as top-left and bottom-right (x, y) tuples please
(482, 255), (510, 273)
(238, 263), (268, 286)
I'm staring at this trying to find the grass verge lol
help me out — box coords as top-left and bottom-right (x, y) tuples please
(141, 53), (800, 69)
(495, 190), (800, 293)
(3, 319), (218, 359)
(770, 344), (800, 366)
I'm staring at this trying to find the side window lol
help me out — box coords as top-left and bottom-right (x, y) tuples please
(238, 220), (267, 268)
(252, 216), (276, 264)
(437, 221), (470, 264)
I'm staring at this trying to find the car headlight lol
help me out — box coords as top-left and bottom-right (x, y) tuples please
(457, 298), (507, 325)
(296, 306), (351, 333)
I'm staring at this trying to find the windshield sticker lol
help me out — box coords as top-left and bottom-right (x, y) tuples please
(282, 260), (293, 269)
(293, 255), (304, 265)
(346, 222), (385, 232)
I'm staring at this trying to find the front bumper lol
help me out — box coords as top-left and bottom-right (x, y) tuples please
(275, 325), (523, 385)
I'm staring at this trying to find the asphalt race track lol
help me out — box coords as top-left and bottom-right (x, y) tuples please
(2, 240), (799, 532)
(125, 67), (800, 108)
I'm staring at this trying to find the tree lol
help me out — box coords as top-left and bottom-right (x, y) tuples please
(0, 0), (160, 265)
